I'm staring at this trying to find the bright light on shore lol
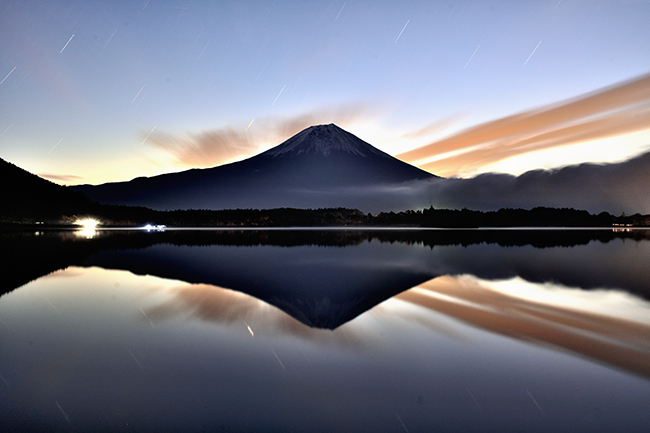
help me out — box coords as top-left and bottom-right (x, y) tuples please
(76, 219), (99, 229)
(143, 224), (167, 231)
(75, 218), (99, 239)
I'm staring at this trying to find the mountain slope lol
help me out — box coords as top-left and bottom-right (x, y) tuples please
(72, 124), (436, 211)
(0, 157), (92, 223)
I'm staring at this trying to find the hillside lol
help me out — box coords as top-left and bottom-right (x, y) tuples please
(0, 157), (93, 223)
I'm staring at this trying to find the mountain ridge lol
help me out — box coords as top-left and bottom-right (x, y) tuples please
(0, 157), (92, 222)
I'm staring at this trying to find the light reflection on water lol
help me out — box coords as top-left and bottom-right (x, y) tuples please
(1, 230), (650, 432)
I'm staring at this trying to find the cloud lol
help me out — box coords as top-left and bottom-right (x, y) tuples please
(144, 103), (376, 168)
(397, 73), (650, 177)
(425, 150), (650, 213)
(144, 127), (259, 168)
(397, 115), (462, 140)
(330, 150), (650, 214)
(38, 173), (84, 183)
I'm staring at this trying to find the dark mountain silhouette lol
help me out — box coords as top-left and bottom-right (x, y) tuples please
(0, 157), (93, 223)
(71, 124), (435, 211)
(3, 154), (636, 227)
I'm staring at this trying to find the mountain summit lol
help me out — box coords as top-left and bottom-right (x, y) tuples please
(72, 124), (436, 211)
(263, 124), (394, 158)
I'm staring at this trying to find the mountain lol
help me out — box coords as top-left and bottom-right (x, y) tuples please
(71, 124), (436, 211)
(0, 157), (92, 223)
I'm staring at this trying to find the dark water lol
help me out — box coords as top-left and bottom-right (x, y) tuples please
(1, 228), (650, 432)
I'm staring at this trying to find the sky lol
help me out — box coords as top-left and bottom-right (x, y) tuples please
(1, 0), (650, 185)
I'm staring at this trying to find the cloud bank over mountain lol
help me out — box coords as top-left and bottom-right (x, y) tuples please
(398, 150), (650, 214)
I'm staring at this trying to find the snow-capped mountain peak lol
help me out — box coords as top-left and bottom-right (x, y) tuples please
(262, 124), (390, 158)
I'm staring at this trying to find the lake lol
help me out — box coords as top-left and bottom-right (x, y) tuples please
(1, 228), (650, 432)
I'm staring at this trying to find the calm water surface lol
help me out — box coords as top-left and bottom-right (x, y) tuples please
(1, 229), (649, 432)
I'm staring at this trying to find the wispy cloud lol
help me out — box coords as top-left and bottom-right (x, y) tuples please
(38, 173), (84, 183)
(397, 115), (462, 140)
(144, 104), (375, 168)
(397, 73), (650, 177)
(144, 127), (258, 168)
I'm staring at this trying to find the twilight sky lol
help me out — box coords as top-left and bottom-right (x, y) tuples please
(1, 0), (649, 185)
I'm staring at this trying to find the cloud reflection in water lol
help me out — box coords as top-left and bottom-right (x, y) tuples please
(139, 270), (650, 382)
(397, 275), (650, 379)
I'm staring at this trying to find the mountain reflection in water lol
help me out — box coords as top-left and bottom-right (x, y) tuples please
(141, 282), (365, 346)
(1, 229), (650, 432)
(4, 229), (650, 326)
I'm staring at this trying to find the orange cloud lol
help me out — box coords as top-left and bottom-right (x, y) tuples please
(145, 104), (375, 168)
(38, 173), (84, 183)
(397, 73), (650, 177)
(145, 127), (258, 168)
(397, 115), (462, 140)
